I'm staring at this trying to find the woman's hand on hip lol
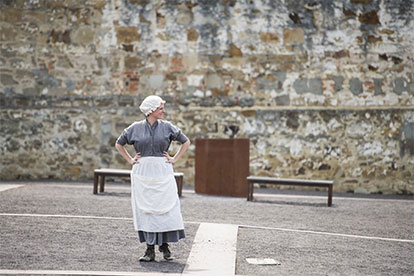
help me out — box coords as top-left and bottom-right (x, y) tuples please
(129, 153), (141, 165)
(163, 151), (176, 163)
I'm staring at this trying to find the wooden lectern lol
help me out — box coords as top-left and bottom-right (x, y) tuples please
(195, 138), (249, 197)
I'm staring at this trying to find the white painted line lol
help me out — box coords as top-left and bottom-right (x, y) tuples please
(246, 258), (280, 265)
(0, 213), (132, 221)
(239, 224), (414, 243)
(185, 188), (412, 203)
(0, 185), (23, 192)
(254, 193), (414, 203)
(0, 213), (200, 225)
(182, 223), (238, 276)
(0, 270), (180, 276)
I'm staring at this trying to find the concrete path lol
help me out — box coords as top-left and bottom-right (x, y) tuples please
(183, 223), (238, 276)
(0, 184), (23, 192)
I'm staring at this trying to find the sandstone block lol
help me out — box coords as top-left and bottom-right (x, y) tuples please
(354, 186), (369, 194)
(65, 166), (81, 176)
(87, 0), (107, 9)
(124, 56), (141, 70)
(367, 35), (382, 43)
(72, 26), (94, 44)
(358, 10), (380, 25)
(1, 74), (18, 85)
(47, 8), (67, 26)
(49, 29), (71, 44)
(206, 74), (223, 89)
(24, 10), (46, 25)
(177, 3), (193, 24)
(241, 110), (256, 117)
(122, 44), (134, 52)
(1, 25), (18, 41)
(228, 44), (243, 57)
(379, 29), (394, 35)
(283, 28), (304, 44)
(157, 12), (166, 28)
(260, 32), (280, 43)
(187, 29), (199, 42)
(156, 33), (170, 41)
(343, 8), (357, 17)
(47, 0), (72, 8)
(333, 50), (350, 59)
(68, 8), (93, 25)
(3, 9), (22, 23)
(116, 26), (140, 44)
(148, 74), (164, 89)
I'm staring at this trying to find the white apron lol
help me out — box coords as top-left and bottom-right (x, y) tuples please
(130, 157), (184, 233)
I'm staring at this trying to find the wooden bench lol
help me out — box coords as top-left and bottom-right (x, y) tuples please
(247, 176), (334, 206)
(93, 168), (184, 197)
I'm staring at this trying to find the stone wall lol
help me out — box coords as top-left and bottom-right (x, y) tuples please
(1, 0), (413, 194)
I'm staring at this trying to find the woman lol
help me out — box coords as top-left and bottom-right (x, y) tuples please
(115, 95), (190, 262)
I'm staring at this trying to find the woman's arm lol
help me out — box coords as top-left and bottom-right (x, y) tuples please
(164, 140), (190, 164)
(115, 143), (140, 165)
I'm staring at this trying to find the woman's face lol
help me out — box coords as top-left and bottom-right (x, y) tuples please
(151, 102), (165, 120)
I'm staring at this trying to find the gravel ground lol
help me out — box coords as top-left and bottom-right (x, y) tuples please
(236, 227), (413, 276)
(0, 181), (413, 275)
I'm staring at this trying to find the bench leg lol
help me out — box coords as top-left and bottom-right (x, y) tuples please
(93, 173), (98, 194)
(247, 181), (253, 201)
(328, 185), (333, 207)
(175, 176), (183, 197)
(99, 175), (105, 193)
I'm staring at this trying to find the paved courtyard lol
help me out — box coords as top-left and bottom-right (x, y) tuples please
(0, 181), (413, 275)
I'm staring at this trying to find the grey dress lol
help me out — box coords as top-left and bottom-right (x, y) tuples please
(116, 119), (188, 245)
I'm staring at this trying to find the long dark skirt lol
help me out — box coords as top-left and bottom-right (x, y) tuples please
(138, 230), (185, 246)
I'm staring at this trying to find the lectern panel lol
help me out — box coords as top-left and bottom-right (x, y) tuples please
(195, 139), (249, 197)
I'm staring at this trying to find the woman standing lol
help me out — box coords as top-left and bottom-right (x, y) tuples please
(115, 95), (190, 262)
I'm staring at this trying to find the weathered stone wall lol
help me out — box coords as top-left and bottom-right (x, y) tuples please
(1, 0), (413, 194)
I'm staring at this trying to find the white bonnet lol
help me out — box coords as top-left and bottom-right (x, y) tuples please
(139, 95), (166, 116)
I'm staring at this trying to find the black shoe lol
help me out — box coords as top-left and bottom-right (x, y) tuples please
(139, 245), (155, 262)
(159, 243), (174, 261)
